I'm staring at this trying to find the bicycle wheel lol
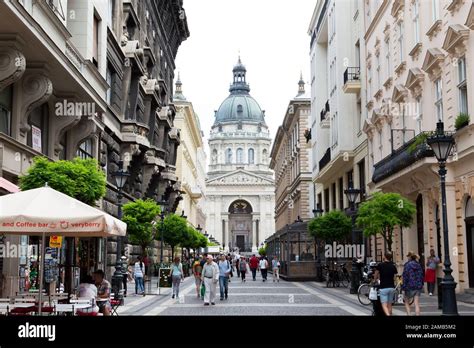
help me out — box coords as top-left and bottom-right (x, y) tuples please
(358, 283), (372, 306)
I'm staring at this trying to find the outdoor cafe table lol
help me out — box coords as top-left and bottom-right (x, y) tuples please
(54, 303), (92, 315)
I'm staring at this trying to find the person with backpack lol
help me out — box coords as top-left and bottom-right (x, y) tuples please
(259, 256), (269, 282)
(239, 257), (248, 282)
(134, 256), (145, 296)
(271, 256), (280, 283)
(402, 251), (424, 316)
(170, 256), (184, 299)
(192, 257), (203, 298)
(249, 254), (259, 281)
(218, 254), (232, 300)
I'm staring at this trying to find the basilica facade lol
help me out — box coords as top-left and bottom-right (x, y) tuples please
(206, 58), (275, 253)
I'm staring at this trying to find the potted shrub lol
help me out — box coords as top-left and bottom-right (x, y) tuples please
(455, 113), (470, 131)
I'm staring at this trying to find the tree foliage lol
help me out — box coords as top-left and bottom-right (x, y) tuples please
(122, 199), (161, 256)
(258, 245), (266, 256)
(157, 214), (188, 259)
(356, 192), (416, 252)
(308, 210), (352, 243)
(19, 157), (106, 205)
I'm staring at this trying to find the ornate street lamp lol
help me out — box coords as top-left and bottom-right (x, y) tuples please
(344, 182), (361, 294)
(196, 224), (202, 233)
(427, 121), (458, 316)
(112, 160), (130, 298)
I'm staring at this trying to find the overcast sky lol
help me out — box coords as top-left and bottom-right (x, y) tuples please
(175, 0), (316, 158)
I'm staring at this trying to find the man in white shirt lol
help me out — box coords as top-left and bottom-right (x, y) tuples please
(201, 255), (219, 305)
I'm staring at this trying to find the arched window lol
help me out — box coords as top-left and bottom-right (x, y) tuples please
(77, 139), (94, 159)
(225, 148), (233, 164)
(236, 148), (243, 164)
(248, 148), (255, 164)
(237, 104), (243, 113)
(212, 149), (218, 164)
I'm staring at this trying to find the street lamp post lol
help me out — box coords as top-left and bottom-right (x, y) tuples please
(112, 160), (130, 298)
(344, 183), (361, 294)
(427, 121), (458, 316)
(312, 206), (324, 282)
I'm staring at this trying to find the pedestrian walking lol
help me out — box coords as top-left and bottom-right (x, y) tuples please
(170, 257), (184, 299)
(271, 256), (280, 283)
(235, 256), (241, 278)
(134, 256), (145, 296)
(374, 252), (398, 316)
(218, 254), (232, 300)
(425, 249), (440, 296)
(192, 257), (203, 298)
(239, 257), (248, 282)
(120, 256), (129, 296)
(201, 255), (219, 305)
(259, 256), (269, 282)
(226, 254), (233, 282)
(249, 254), (259, 281)
(403, 252), (424, 316)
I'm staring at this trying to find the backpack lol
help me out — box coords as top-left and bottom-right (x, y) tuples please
(239, 261), (247, 271)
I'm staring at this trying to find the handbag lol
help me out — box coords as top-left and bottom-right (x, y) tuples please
(369, 287), (378, 301)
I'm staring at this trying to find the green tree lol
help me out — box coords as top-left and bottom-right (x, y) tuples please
(158, 214), (188, 260)
(258, 245), (266, 256)
(356, 192), (416, 252)
(308, 210), (352, 243)
(19, 156), (106, 205)
(122, 199), (161, 257)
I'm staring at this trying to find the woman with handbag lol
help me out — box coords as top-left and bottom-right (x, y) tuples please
(170, 257), (184, 299)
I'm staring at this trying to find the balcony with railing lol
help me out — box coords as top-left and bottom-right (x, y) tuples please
(320, 100), (330, 121)
(318, 147), (331, 172)
(342, 67), (361, 94)
(372, 131), (434, 183)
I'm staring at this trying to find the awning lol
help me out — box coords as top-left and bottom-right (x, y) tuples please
(0, 177), (20, 193)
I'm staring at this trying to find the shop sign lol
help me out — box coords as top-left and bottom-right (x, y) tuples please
(49, 236), (62, 248)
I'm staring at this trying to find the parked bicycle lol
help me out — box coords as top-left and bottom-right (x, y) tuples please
(323, 262), (350, 288)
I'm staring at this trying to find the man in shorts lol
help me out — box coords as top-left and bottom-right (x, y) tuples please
(374, 252), (398, 316)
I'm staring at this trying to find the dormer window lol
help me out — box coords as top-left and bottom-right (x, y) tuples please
(237, 104), (243, 113)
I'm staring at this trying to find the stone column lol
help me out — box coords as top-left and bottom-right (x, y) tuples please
(224, 217), (230, 252)
(252, 219), (258, 252)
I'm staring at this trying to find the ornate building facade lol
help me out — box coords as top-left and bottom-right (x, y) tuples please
(362, 0), (474, 294)
(0, 0), (189, 295)
(270, 76), (312, 232)
(206, 58), (275, 253)
(173, 75), (207, 231)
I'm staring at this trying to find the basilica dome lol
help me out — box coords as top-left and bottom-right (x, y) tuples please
(213, 58), (266, 126)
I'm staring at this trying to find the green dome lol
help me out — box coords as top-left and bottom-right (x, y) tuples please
(213, 58), (266, 126)
(214, 94), (265, 124)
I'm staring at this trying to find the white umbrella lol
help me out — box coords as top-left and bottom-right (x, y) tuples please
(0, 186), (127, 314)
